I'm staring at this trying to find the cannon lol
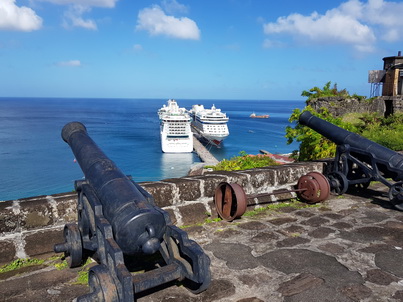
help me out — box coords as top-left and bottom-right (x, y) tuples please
(214, 172), (331, 221)
(54, 122), (210, 301)
(299, 111), (403, 210)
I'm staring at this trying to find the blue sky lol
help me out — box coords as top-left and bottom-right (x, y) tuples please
(1, 0), (402, 100)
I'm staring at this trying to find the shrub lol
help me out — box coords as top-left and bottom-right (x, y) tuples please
(301, 81), (350, 101)
(208, 151), (278, 171)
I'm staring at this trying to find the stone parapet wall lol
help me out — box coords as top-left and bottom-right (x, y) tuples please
(0, 161), (323, 265)
(307, 96), (403, 117)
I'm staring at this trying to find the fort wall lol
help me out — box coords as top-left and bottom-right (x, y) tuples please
(0, 161), (324, 265)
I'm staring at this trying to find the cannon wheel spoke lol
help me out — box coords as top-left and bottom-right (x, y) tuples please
(327, 171), (349, 195)
(297, 172), (330, 204)
(64, 223), (83, 268)
(389, 182), (403, 211)
(214, 182), (247, 221)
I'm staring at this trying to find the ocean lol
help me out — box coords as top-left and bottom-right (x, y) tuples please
(0, 98), (304, 201)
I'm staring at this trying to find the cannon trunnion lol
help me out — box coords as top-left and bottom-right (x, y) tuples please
(299, 111), (403, 210)
(54, 122), (210, 301)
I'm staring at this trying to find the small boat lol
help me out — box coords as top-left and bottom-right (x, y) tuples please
(250, 113), (269, 118)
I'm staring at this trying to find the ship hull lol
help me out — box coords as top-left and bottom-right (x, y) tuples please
(160, 132), (193, 153)
(192, 125), (228, 147)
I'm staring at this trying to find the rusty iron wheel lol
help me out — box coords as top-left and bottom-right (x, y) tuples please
(297, 172), (330, 204)
(214, 182), (247, 221)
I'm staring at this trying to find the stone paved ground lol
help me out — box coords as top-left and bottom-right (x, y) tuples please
(2, 183), (403, 302)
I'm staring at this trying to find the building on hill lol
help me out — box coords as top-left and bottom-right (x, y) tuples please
(368, 51), (403, 116)
(369, 51), (403, 98)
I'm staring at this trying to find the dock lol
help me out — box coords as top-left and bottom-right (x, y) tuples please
(260, 149), (295, 164)
(193, 133), (219, 165)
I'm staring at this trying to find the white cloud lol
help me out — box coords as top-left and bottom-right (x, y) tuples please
(57, 60), (82, 67)
(161, 0), (188, 14)
(136, 5), (200, 40)
(34, 0), (119, 30)
(62, 5), (97, 30)
(359, 0), (403, 42)
(0, 0), (43, 31)
(34, 0), (118, 8)
(264, 8), (375, 52)
(263, 0), (403, 52)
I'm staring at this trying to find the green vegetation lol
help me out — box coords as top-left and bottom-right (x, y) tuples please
(180, 217), (222, 229)
(301, 81), (350, 101)
(206, 151), (278, 171)
(286, 82), (403, 161)
(358, 113), (403, 150)
(243, 200), (320, 217)
(73, 258), (93, 285)
(0, 254), (93, 287)
(0, 258), (44, 273)
(54, 259), (68, 270)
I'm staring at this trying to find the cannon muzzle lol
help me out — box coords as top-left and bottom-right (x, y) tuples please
(62, 122), (165, 255)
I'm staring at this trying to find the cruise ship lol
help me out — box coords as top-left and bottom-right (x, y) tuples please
(189, 104), (229, 146)
(158, 99), (193, 153)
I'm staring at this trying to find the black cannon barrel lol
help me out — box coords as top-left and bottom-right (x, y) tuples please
(299, 111), (403, 177)
(62, 122), (166, 255)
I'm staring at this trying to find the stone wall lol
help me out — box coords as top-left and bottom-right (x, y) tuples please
(307, 96), (403, 117)
(0, 161), (323, 265)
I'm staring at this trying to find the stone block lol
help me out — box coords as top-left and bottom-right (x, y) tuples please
(0, 240), (16, 265)
(163, 178), (202, 202)
(278, 273), (324, 296)
(178, 203), (209, 226)
(163, 208), (177, 225)
(52, 193), (78, 223)
(141, 182), (175, 207)
(243, 168), (277, 189)
(192, 174), (227, 198)
(207, 199), (219, 219)
(205, 171), (249, 189)
(20, 197), (55, 229)
(25, 228), (64, 257)
(0, 200), (21, 234)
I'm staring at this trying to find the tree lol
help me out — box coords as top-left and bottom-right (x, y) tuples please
(301, 81), (349, 101)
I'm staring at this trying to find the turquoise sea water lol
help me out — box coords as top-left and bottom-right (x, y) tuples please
(0, 98), (304, 201)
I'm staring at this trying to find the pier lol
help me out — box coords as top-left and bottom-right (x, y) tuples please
(192, 133), (219, 165)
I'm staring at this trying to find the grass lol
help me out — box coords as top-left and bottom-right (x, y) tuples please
(0, 254), (93, 286)
(243, 200), (320, 217)
(0, 258), (44, 273)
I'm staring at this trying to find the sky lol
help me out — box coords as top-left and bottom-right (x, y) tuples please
(1, 0), (403, 100)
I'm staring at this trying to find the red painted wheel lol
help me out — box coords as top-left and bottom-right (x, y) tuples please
(297, 172), (330, 204)
(214, 182), (247, 221)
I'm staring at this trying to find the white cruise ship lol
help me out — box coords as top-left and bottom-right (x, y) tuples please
(189, 104), (229, 146)
(158, 99), (193, 153)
